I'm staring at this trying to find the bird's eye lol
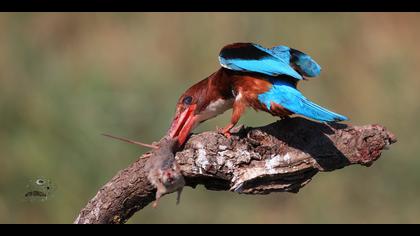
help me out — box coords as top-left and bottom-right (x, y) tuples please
(183, 96), (193, 105)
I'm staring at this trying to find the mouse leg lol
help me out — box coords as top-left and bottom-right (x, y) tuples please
(151, 179), (167, 208)
(176, 187), (183, 205)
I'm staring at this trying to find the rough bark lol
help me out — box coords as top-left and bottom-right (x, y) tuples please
(74, 117), (397, 224)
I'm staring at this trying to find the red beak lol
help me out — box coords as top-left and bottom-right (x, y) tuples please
(168, 104), (198, 145)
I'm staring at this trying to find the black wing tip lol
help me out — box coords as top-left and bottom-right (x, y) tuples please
(220, 42), (270, 60)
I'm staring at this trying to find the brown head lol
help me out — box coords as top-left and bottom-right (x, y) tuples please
(168, 69), (235, 145)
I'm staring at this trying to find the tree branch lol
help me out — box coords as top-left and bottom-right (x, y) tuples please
(74, 117), (397, 224)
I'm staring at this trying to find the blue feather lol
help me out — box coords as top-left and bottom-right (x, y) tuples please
(258, 79), (348, 122)
(219, 57), (303, 80)
(219, 43), (322, 79)
(290, 49), (321, 77)
(270, 45), (292, 62)
(219, 43), (303, 80)
(271, 46), (321, 77)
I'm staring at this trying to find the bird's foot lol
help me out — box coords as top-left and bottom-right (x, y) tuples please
(216, 126), (233, 139)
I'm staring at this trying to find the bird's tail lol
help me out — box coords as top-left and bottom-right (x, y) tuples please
(293, 97), (348, 122)
(258, 79), (348, 123)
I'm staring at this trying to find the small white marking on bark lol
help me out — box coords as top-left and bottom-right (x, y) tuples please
(235, 150), (252, 164)
(265, 153), (292, 170)
(216, 155), (226, 166)
(265, 154), (282, 169)
(225, 160), (235, 169)
(93, 200), (102, 221)
(219, 145), (228, 150)
(284, 153), (292, 164)
(195, 148), (210, 171)
(218, 150), (234, 158)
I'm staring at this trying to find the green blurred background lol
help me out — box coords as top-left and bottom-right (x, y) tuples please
(0, 13), (419, 224)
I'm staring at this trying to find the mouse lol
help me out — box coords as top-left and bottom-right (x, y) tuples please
(102, 133), (185, 207)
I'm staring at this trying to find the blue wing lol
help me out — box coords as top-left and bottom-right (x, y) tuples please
(218, 43), (322, 80)
(258, 79), (348, 122)
(271, 46), (322, 77)
(219, 43), (303, 80)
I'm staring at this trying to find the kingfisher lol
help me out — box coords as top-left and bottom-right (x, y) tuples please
(168, 42), (348, 145)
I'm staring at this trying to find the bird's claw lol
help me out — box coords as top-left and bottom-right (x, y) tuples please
(216, 126), (232, 139)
